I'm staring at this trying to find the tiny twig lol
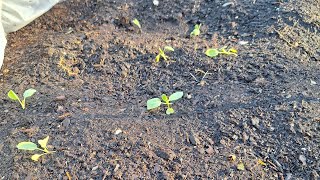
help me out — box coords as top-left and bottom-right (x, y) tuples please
(66, 172), (72, 180)
(102, 170), (109, 180)
(201, 71), (209, 81)
(189, 73), (198, 81)
(267, 160), (279, 172)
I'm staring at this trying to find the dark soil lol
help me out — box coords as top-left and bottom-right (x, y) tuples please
(0, 0), (319, 179)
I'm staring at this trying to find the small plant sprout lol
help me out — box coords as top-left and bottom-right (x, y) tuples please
(190, 24), (201, 37)
(16, 136), (55, 162)
(132, 18), (141, 29)
(147, 91), (183, 115)
(8, 88), (37, 109)
(155, 46), (175, 62)
(205, 47), (238, 58)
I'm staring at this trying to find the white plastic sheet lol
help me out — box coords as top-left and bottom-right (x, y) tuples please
(0, 2), (6, 69)
(0, 0), (61, 69)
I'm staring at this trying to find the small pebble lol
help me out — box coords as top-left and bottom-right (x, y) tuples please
(205, 145), (214, 154)
(285, 173), (292, 180)
(238, 41), (249, 45)
(242, 132), (249, 142)
(62, 118), (70, 127)
(91, 166), (99, 171)
(222, 2), (234, 7)
(55, 95), (66, 101)
(114, 129), (122, 135)
(198, 148), (205, 154)
(57, 106), (64, 112)
(154, 164), (161, 172)
(153, 0), (159, 6)
(189, 131), (201, 146)
(155, 148), (176, 161)
(299, 155), (307, 166)
(232, 135), (238, 140)
(251, 117), (260, 127)
(310, 80), (317, 85)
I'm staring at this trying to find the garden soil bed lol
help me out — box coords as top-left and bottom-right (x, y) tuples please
(0, 0), (319, 179)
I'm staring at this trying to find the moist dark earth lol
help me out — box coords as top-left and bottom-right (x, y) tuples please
(0, 0), (319, 179)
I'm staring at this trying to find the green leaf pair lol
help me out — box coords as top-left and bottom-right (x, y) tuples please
(155, 46), (175, 62)
(205, 47), (238, 58)
(16, 136), (55, 161)
(147, 91), (183, 115)
(190, 24), (201, 37)
(8, 88), (37, 109)
(132, 18), (141, 29)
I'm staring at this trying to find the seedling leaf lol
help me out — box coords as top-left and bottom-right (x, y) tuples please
(229, 48), (238, 54)
(190, 24), (201, 36)
(21, 99), (26, 109)
(205, 49), (219, 58)
(16, 142), (38, 151)
(169, 91), (183, 101)
(23, 88), (37, 98)
(166, 108), (175, 115)
(237, 162), (245, 171)
(155, 54), (161, 62)
(161, 94), (169, 102)
(161, 54), (168, 61)
(8, 90), (19, 101)
(31, 154), (43, 161)
(132, 18), (141, 29)
(164, 46), (174, 52)
(38, 136), (49, 150)
(147, 98), (162, 110)
(228, 154), (236, 162)
(257, 159), (267, 166)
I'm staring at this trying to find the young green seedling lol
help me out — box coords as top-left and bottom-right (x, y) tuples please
(16, 136), (55, 162)
(155, 46), (175, 62)
(147, 91), (183, 115)
(8, 88), (37, 109)
(190, 24), (201, 37)
(205, 47), (238, 58)
(132, 18), (141, 29)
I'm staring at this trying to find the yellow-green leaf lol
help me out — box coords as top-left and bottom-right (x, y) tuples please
(190, 24), (201, 36)
(8, 90), (19, 101)
(38, 136), (49, 149)
(237, 162), (245, 171)
(155, 54), (161, 62)
(161, 94), (168, 102)
(21, 99), (26, 109)
(164, 46), (174, 52)
(132, 18), (141, 29)
(166, 108), (175, 115)
(229, 48), (238, 54)
(31, 154), (43, 161)
(257, 159), (267, 166)
(17, 142), (38, 151)
(205, 48), (219, 58)
(228, 154), (236, 162)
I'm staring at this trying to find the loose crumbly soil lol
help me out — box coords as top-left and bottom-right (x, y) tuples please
(0, 0), (319, 179)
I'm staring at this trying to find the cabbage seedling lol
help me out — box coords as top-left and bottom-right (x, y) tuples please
(8, 88), (37, 109)
(155, 46), (175, 62)
(132, 18), (141, 29)
(147, 91), (183, 115)
(205, 47), (237, 58)
(16, 136), (55, 162)
(190, 24), (201, 37)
